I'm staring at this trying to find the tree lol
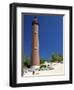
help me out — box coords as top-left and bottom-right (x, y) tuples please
(50, 54), (63, 62)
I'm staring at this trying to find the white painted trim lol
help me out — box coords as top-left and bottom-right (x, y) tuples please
(16, 7), (69, 84)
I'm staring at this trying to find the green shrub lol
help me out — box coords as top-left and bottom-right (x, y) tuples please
(40, 58), (45, 64)
(50, 54), (63, 62)
(40, 65), (46, 68)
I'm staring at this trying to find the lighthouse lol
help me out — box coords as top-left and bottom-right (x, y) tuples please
(31, 17), (40, 69)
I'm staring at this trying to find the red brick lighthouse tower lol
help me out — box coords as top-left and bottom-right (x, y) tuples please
(31, 17), (40, 69)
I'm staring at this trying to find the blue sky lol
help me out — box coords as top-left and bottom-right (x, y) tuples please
(22, 14), (63, 60)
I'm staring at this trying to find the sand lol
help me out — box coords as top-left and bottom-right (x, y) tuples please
(23, 62), (64, 77)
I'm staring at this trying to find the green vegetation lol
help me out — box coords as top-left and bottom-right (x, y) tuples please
(23, 53), (63, 68)
(40, 64), (46, 68)
(50, 54), (63, 62)
(40, 58), (45, 64)
(23, 56), (30, 68)
(24, 60), (30, 68)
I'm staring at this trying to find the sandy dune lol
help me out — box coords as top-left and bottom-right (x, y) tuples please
(23, 63), (64, 77)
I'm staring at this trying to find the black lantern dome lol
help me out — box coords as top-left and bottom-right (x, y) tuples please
(32, 16), (39, 25)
